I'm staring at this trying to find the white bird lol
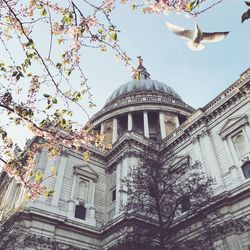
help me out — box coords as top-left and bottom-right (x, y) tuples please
(166, 22), (230, 51)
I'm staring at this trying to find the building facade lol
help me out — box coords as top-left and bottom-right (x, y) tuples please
(0, 63), (250, 250)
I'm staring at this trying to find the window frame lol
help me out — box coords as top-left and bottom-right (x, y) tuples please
(111, 187), (116, 203)
(241, 161), (250, 179)
(74, 203), (87, 220)
(218, 115), (250, 182)
(70, 165), (98, 225)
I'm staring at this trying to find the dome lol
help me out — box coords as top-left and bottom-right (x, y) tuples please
(105, 79), (182, 105)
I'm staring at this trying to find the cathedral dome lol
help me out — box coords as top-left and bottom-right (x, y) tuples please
(105, 79), (182, 106)
(90, 58), (195, 143)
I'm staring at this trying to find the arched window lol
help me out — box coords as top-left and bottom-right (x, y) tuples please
(75, 204), (86, 220)
(241, 161), (250, 179)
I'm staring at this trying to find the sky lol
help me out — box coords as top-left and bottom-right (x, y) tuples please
(3, 0), (250, 149)
(83, 0), (249, 111)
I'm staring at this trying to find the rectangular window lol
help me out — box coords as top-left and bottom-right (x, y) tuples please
(242, 161), (250, 179)
(75, 204), (86, 220)
(181, 195), (190, 213)
(112, 188), (116, 202)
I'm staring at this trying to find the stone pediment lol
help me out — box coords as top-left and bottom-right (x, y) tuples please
(218, 115), (248, 138)
(74, 165), (98, 181)
(169, 154), (190, 168)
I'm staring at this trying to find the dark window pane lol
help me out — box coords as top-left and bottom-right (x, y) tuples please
(242, 161), (250, 179)
(112, 189), (116, 202)
(181, 196), (190, 213)
(75, 204), (86, 220)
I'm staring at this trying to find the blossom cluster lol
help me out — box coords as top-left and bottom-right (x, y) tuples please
(0, 0), (215, 201)
(144, 0), (189, 14)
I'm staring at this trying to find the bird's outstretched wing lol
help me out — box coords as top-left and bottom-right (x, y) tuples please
(201, 32), (229, 43)
(242, 9), (250, 23)
(166, 22), (194, 40)
(245, 1), (250, 6)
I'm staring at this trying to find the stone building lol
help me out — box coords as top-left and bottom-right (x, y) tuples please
(0, 61), (250, 249)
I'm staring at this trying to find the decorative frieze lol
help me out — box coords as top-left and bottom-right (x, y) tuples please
(24, 234), (84, 250)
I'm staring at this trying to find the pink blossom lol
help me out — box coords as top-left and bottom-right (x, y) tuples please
(71, 40), (80, 50)
(69, 26), (79, 38)
(103, 0), (116, 13)
(72, 53), (80, 64)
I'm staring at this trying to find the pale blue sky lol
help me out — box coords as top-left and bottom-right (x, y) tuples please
(84, 0), (249, 112)
(3, 0), (250, 148)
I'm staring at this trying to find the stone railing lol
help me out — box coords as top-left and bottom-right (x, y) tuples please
(160, 68), (250, 149)
(203, 68), (250, 114)
(91, 93), (194, 122)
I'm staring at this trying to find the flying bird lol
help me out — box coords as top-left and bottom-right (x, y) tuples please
(165, 22), (230, 51)
(242, 1), (250, 23)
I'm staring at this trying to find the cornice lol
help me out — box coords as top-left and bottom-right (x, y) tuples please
(23, 235), (84, 250)
(104, 131), (158, 168)
(159, 70), (250, 153)
(90, 93), (194, 124)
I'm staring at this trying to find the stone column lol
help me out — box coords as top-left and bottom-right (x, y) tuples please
(100, 123), (104, 134)
(143, 111), (149, 138)
(112, 118), (118, 143)
(128, 113), (132, 131)
(51, 153), (68, 206)
(159, 112), (166, 139)
(174, 115), (180, 128)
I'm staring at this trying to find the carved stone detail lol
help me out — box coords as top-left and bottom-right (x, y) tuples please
(24, 234), (84, 250)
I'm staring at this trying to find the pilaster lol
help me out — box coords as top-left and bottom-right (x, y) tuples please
(67, 174), (78, 219)
(39, 156), (57, 203)
(200, 130), (224, 192)
(121, 157), (129, 205)
(223, 139), (243, 187)
(115, 162), (121, 214)
(51, 153), (68, 206)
